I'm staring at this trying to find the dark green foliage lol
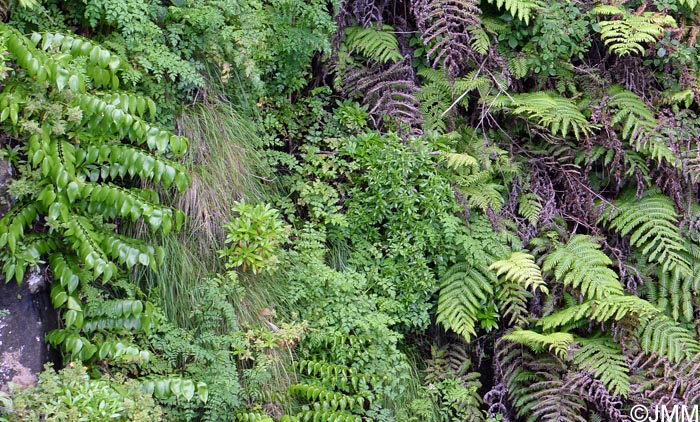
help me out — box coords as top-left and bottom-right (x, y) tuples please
(9, 0), (700, 420)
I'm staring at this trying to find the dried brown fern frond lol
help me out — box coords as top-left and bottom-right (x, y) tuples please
(344, 60), (424, 135)
(632, 352), (700, 406)
(565, 371), (627, 421)
(413, 0), (483, 77)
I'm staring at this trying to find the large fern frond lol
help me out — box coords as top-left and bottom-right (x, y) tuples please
(606, 86), (677, 168)
(638, 316), (700, 363)
(537, 295), (659, 331)
(344, 60), (423, 134)
(344, 25), (403, 64)
(437, 262), (495, 341)
(515, 372), (587, 422)
(542, 235), (623, 300)
(413, 0), (482, 76)
(600, 192), (691, 276)
(572, 336), (630, 397)
(490, 251), (548, 294)
(502, 329), (573, 359)
(594, 6), (677, 56)
(503, 92), (593, 139)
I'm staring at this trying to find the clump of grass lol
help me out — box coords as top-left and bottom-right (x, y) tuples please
(175, 100), (270, 260)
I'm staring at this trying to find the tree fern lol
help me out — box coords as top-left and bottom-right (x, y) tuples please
(572, 336), (630, 397)
(503, 92), (593, 139)
(344, 25), (403, 64)
(593, 5), (676, 56)
(599, 192), (691, 276)
(437, 261), (495, 341)
(542, 235), (622, 300)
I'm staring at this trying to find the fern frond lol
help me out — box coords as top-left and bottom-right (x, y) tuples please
(518, 193), (543, 226)
(437, 262), (495, 341)
(293, 410), (361, 422)
(521, 373), (587, 422)
(503, 329), (573, 359)
(542, 235), (622, 300)
(484, 0), (541, 25)
(495, 276), (530, 327)
(490, 251), (548, 294)
(600, 193), (691, 276)
(638, 316), (700, 363)
(344, 61), (423, 134)
(344, 25), (403, 64)
(504, 92), (593, 139)
(593, 6), (677, 56)
(461, 183), (505, 212)
(443, 152), (479, 169)
(572, 336), (630, 397)
(537, 295), (659, 331)
(413, 0), (482, 75)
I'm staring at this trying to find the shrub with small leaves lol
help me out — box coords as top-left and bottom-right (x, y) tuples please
(220, 201), (288, 274)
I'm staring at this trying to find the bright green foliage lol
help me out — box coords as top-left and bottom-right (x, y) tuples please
(503, 92), (592, 139)
(483, 0), (540, 25)
(0, 24), (187, 364)
(572, 336), (630, 397)
(490, 252), (548, 294)
(502, 329), (573, 359)
(2, 364), (163, 421)
(594, 6), (676, 56)
(537, 295), (660, 331)
(638, 316), (700, 363)
(344, 25), (403, 64)
(542, 235), (622, 300)
(437, 262), (494, 341)
(600, 192), (690, 276)
(220, 201), (288, 274)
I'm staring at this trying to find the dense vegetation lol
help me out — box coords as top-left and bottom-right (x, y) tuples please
(2, 0), (700, 420)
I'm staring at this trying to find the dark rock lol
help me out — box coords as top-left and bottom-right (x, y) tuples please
(0, 159), (58, 390)
(0, 272), (58, 391)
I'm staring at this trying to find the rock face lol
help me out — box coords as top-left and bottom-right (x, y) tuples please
(0, 271), (57, 391)
(0, 159), (58, 390)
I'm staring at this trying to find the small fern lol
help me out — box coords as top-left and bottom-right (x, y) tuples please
(518, 192), (543, 226)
